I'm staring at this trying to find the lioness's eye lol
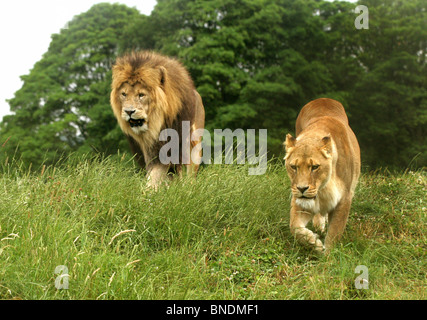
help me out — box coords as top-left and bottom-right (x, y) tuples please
(290, 165), (297, 171)
(312, 165), (320, 171)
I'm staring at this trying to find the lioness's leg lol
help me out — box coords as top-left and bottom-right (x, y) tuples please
(313, 213), (327, 234)
(290, 203), (324, 252)
(146, 163), (170, 189)
(325, 197), (351, 253)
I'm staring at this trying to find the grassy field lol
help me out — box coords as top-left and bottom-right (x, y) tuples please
(0, 154), (425, 300)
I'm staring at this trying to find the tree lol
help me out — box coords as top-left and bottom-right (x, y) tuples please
(147, 0), (348, 155)
(1, 0), (425, 169)
(349, 0), (427, 168)
(0, 3), (142, 167)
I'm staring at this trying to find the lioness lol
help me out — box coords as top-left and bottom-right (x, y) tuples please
(284, 98), (360, 253)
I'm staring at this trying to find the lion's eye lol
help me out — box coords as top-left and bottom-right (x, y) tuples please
(139, 93), (145, 99)
(121, 92), (127, 97)
(290, 165), (297, 171)
(312, 165), (320, 171)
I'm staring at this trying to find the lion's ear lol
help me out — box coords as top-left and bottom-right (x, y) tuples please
(157, 66), (166, 88)
(321, 135), (332, 159)
(284, 134), (296, 160)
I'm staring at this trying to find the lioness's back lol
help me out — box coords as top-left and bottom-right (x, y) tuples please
(296, 98), (349, 135)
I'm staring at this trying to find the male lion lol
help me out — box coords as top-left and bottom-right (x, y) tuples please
(110, 51), (205, 188)
(284, 98), (360, 253)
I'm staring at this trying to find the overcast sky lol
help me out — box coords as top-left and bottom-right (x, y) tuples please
(0, 0), (157, 121)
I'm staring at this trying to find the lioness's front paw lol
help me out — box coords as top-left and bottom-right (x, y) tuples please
(301, 232), (325, 252)
(313, 213), (327, 235)
(314, 238), (325, 253)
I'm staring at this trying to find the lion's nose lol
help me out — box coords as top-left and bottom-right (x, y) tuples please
(297, 186), (309, 194)
(125, 110), (135, 117)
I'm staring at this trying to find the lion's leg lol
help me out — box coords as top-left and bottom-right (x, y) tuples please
(290, 202), (324, 252)
(146, 163), (170, 190)
(187, 92), (204, 180)
(185, 163), (200, 177)
(175, 165), (183, 179)
(185, 132), (202, 179)
(325, 197), (351, 253)
(313, 213), (327, 234)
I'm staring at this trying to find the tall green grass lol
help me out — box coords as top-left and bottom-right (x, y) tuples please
(0, 155), (425, 299)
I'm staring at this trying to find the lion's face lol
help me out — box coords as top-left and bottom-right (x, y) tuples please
(117, 82), (151, 134)
(284, 134), (333, 210)
(111, 54), (170, 142)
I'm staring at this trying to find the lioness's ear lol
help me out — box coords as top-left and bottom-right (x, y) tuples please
(284, 134), (296, 160)
(285, 134), (296, 149)
(321, 135), (332, 159)
(157, 66), (166, 88)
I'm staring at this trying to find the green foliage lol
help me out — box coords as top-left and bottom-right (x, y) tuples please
(1, 3), (141, 167)
(0, 0), (425, 169)
(0, 158), (425, 299)
(348, 0), (427, 168)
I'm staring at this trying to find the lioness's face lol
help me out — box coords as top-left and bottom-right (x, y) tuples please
(118, 82), (150, 134)
(285, 135), (333, 208)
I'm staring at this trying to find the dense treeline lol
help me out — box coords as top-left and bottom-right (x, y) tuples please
(0, 0), (425, 169)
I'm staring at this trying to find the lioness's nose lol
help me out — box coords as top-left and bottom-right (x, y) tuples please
(125, 110), (135, 117)
(297, 186), (309, 194)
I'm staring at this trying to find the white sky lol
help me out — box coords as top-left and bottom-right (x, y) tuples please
(0, 0), (157, 122)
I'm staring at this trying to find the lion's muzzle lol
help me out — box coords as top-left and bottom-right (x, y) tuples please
(129, 118), (146, 128)
(123, 109), (147, 128)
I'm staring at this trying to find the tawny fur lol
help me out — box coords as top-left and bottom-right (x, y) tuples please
(110, 51), (205, 188)
(284, 98), (360, 253)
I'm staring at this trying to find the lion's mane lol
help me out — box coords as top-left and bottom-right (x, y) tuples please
(110, 51), (203, 170)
